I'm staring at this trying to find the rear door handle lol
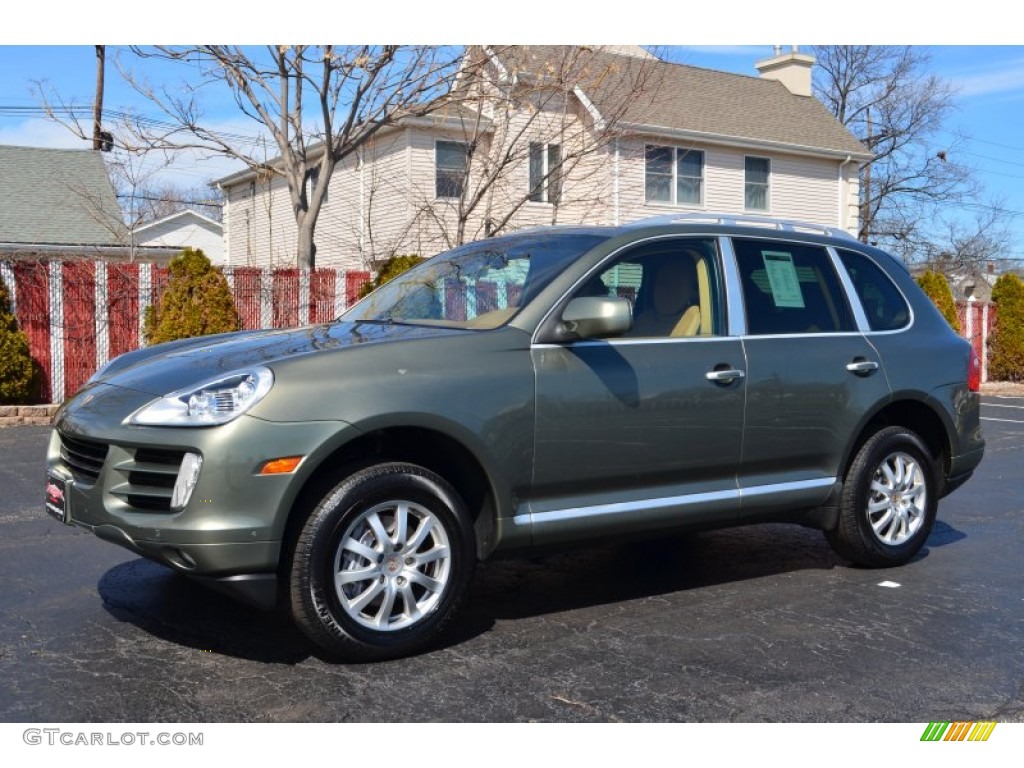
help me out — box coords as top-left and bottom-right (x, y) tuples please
(846, 359), (879, 376)
(705, 368), (746, 384)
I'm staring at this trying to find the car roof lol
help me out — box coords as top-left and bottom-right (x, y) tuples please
(513, 212), (860, 245)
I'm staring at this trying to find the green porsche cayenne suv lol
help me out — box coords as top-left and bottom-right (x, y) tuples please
(46, 214), (985, 661)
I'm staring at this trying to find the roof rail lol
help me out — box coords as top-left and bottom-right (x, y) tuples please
(625, 212), (859, 241)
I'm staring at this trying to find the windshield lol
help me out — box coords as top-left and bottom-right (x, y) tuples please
(340, 233), (608, 329)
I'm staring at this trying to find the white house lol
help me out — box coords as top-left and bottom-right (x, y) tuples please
(132, 210), (225, 263)
(215, 46), (870, 270)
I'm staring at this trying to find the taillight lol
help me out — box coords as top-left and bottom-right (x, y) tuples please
(968, 350), (981, 392)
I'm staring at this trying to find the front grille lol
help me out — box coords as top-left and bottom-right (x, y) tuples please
(59, 433), (109, 483)
(109, 447), (186, 513)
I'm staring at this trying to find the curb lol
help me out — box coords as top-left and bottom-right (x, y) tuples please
(0, 404), (61, 427)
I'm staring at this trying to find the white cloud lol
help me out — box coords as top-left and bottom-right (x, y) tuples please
(948, 58), (1024, 98)
(675, 45), (773, 57)
(0, 117), (89, 149)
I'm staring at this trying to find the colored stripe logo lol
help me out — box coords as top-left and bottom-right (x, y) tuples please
(921, 722), (997, 741)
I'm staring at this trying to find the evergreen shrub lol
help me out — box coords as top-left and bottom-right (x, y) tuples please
(989, 272), (1024, 382)
(143, 248), (242, 345)
(0, 274), (39, 404)
(916, 270), (961, 332)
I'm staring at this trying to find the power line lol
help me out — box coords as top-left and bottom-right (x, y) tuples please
(961, 150), (1024, 169)
(0, 104), (267, 146)
(117, 193), (222, 206)
(970, 136), (1024, 153)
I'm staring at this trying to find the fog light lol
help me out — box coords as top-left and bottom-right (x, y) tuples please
(171, 452), (203, 511)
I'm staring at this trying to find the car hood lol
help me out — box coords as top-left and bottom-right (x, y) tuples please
(92, 322), (471, 397)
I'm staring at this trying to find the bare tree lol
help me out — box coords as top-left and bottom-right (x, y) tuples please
(125, 181), (224, 225)
(812, 45), (977, 247)
(911, 205), (1011, 272)
(111, 46), (469, 269)
(395, 46), (659, 255)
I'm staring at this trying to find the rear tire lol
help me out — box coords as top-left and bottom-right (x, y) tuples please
(289, 462), (475, 661)
(826, 426), (939, 567)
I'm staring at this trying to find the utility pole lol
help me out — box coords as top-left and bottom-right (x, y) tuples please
(860, 106), (872, 243)
(92, 45), (105, 151)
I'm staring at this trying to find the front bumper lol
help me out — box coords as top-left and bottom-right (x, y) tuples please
(47, 390), (356, 604)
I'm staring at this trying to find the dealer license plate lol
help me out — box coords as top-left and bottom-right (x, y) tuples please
(45, 472), (71, 524)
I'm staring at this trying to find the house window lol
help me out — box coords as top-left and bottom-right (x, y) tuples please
(306, 166), (326, 203)
(529, 143), (562, 203)
(745, 156), (770, 211)
(645, 146), (704, 206)
(436, 141), (470, 199)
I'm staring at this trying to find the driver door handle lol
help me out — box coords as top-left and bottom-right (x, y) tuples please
(846, 359), (879, 376)
(705, 368), (746, 384)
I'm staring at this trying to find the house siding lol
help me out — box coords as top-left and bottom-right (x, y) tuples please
(135, 216), (224, 262)
(613, 138), (845, 228)
(217, 49), (866, 270)
(223, 173), (297, 268)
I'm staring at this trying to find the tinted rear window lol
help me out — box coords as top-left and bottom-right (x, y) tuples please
(837, 249), (911, 331)
(733, 238), (855, 335)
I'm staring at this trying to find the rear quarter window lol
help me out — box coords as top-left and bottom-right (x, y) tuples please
(836, 249), (911, 331)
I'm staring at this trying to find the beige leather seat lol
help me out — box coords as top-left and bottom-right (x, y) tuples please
(631, 258), (701, 337)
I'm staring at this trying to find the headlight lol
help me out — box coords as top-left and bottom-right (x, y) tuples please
(128, 367), (274, 427)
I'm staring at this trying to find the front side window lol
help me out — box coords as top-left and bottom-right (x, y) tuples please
(436, 141), (469, 199)
(577, 238), (722, 338)
(645, 146), (704, 206)
(733, 238), (854, 335)
(529, 143), (562, 203)
(744, 156), (770, 211)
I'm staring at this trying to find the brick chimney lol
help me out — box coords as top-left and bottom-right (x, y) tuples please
(756, 46), (815, 97)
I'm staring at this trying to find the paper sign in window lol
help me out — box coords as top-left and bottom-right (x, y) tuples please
(762, 251), (805, 308)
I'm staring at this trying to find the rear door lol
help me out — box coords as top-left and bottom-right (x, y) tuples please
(729, 237), (891, 517)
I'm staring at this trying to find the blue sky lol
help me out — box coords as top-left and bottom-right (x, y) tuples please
(2, 37), (1023, 259)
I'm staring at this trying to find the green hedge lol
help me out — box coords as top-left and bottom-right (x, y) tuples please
(359, 255), (425, 299)
(989, 272), (1024, 382)
(143, 248), (242, 345)
(915, 270), (960, 333)
(0, 274), (39, 404)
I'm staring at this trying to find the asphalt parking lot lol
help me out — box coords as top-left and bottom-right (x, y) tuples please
(1, 398), (1022, 723)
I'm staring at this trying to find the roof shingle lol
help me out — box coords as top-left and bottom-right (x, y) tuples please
(0, 145), (126, 246)
(491, 46), (869, 158)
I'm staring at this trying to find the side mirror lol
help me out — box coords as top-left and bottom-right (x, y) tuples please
(559, 296), (632, 340)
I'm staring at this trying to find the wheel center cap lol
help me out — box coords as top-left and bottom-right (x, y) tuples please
(385, 556), (402, 574)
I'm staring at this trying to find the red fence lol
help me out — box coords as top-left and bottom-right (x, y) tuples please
(0, 260), (1002, 405)
(956, 300), (997, 385)
(0, 259), (370, 403)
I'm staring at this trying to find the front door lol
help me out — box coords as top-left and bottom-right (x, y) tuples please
(526, 236), (747, 545)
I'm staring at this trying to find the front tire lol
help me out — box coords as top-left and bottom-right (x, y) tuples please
(826, 426), (939, 567)
(289, 462), (475, 661)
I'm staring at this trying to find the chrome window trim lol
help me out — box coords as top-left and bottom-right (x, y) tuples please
(717, 236), (747, 337)
(532, 335), (738, 350)
(828, 245), (871, 332)
(740, 331), (868, 341)
(514, 477), (836, 527)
